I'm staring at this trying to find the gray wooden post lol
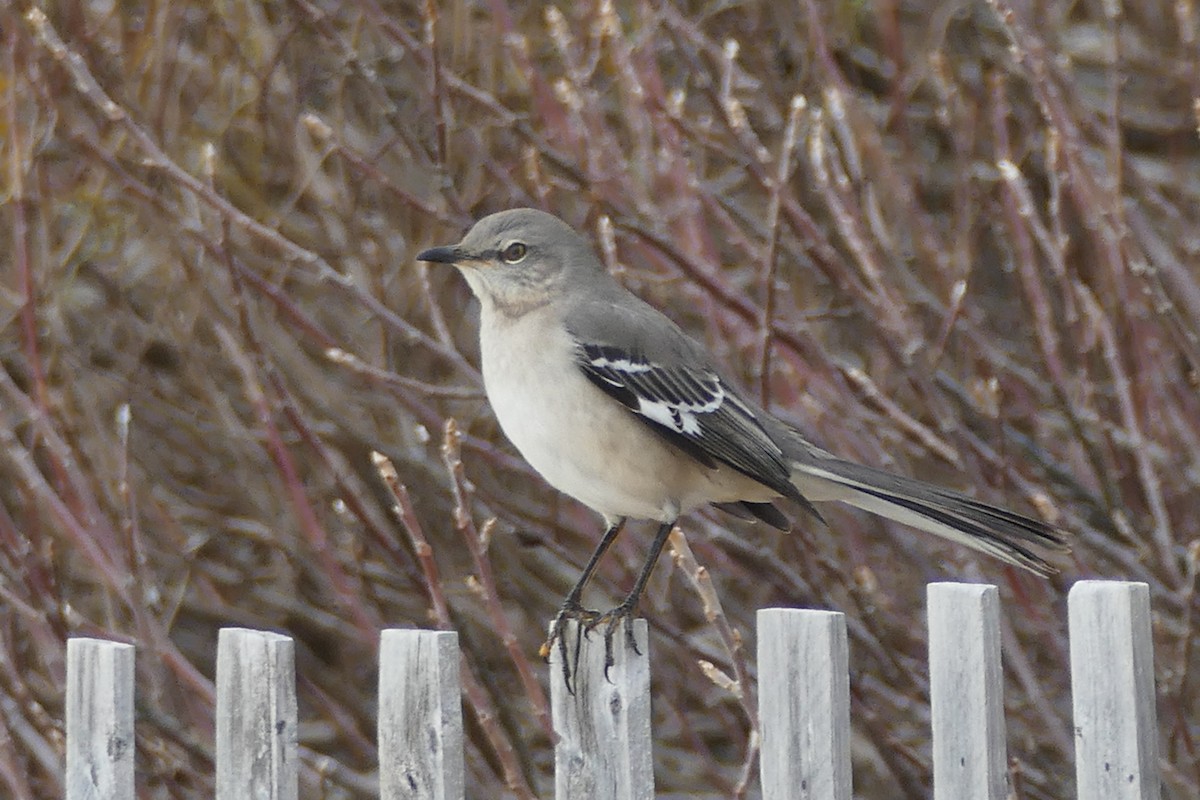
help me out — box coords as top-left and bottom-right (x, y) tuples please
(757, 608), (852, 800)
(549, 618), (653, 800)
(378, 629), (464, 800)
(215, 628), (298, 800)
(66, 638), (135, 800)
(927, 582), (1008, 799)
(1069, 581), (1160, 800)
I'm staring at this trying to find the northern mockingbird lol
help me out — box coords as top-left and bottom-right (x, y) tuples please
(417, 208), (1067, 682)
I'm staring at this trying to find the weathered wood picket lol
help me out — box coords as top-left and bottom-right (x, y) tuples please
(63, 580), (1161, 799)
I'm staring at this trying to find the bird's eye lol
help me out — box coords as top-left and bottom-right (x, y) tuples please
(501, 242), (527, 263)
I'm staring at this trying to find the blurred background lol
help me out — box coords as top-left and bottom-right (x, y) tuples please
(2, 0), (1199, 797)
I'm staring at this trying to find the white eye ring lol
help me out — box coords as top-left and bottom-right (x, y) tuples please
(501, 241), (528, 263)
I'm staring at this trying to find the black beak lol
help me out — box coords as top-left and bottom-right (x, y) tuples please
(416, 245), (465, 264)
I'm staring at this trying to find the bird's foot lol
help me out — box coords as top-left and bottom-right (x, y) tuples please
(582, 597), (641, 682)
(541, 598), (600, 694)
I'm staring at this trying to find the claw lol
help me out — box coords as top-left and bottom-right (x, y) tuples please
(582, 599), (640, 682)
(543, 599), (600, 694)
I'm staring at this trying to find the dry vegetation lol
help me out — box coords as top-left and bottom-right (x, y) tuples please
(2, 0), (1199, 797)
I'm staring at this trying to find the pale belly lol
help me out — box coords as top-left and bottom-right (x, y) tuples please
(478, 309), (776, 522)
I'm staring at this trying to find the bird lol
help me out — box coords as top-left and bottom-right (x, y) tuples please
(416, 208), (1067, 686)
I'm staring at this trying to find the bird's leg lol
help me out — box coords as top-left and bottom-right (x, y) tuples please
(543, 518), (627, 693)
(586, 520), (676, 680)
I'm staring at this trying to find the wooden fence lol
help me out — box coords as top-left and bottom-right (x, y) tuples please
(64, 580), (1160, 799)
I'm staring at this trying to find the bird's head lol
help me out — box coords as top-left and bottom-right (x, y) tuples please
(417, 208), (605, 316)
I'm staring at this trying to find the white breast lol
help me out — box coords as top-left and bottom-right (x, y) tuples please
(476, 304), (776, 523)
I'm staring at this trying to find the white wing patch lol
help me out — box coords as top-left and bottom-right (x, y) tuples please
(588, 353), (654, 374)
(584, 346), (727, 437)
(635, 392), (721, 436)
(575, 340), (794, 490)
(637, 397), (684, 431)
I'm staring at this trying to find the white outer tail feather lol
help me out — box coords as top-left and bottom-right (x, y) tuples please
(790, 462), (1063, 576)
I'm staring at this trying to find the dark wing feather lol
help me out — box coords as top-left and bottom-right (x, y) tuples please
(713, 501), (792, 530)
(577, 342), (801, 503)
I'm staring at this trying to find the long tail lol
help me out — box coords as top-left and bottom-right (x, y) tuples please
(787, 451), (1069, 577)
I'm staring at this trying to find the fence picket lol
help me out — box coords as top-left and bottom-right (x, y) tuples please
(1069, 581), (1160, 800)
(757, 608), (852, 800)
(65, 638), (135, 800)
(378, 629), (464, 800)
(927, 582), (1008, 799)
(55, 580), (1168, 798)
(215, 628), (298, 800)
(549, 618), (653, 800)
